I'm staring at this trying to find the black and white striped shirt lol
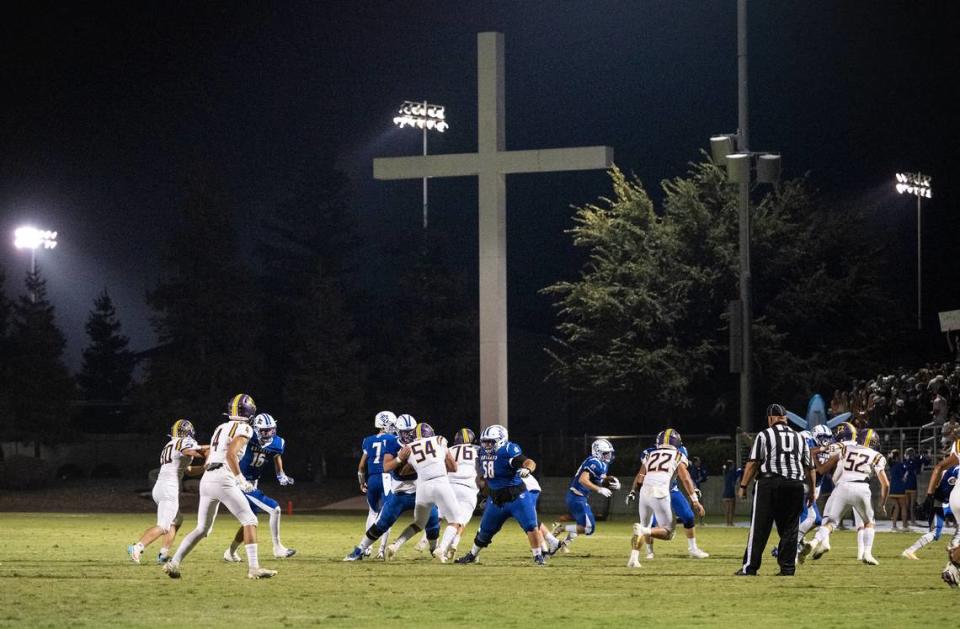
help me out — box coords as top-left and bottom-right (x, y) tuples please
(747, 423), (811, 482)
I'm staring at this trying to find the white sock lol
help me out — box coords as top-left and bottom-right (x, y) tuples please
(359, 534), (376, 550)
(245, 543), (259, 570)
(134, 542), (145, 552)
(814, 526), (830, 544)
(857, 529), (865, 557)
(863, 528), (875, 555)
(270, 508), (282, 550)
(393, 524), (419, 548)
(379, 528), (391, 553)
(172, 527), (205, 563)
(909, 531), (936, 552)
(543, 531), (559, 546)
(530, 547), (542, 559)
(645, 542), (654, 553)
(687, 537), (698, 551)
(439, 526), (458, 553)
(450, 533), (461, 551)
(471, 543), (482, 557)
(629, 549), (640, 562)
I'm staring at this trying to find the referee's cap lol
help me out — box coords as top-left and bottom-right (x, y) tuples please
(766, 403), (787, 418)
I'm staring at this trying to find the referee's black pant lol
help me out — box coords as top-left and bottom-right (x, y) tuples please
(741, 475), (804, 575)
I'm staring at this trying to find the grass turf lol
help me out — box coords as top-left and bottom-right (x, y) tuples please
(0, 512), (953, 628)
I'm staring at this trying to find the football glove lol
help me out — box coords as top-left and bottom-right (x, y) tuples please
(607, 477), (621, 490)
(237, 478), (255, 493)
(625, 490), (637, 505)
(277, 474), (295, 486)
(518, 468), (531, 478)
(597, 487), (613, 498)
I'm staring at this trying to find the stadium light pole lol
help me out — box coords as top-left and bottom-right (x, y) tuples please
(13, 226), (58, 303)
(895, 172), (933, 330)
(392, 100), (449, 229)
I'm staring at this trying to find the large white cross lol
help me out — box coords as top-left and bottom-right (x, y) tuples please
(374, 32), (613, 429)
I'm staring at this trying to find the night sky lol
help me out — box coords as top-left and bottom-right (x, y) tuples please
(1, 1), (956, 373)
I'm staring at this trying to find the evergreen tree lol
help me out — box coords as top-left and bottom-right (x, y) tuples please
(77, 289), (135, 402)
(137, 182), (262, 430)
(7, 269), (76, 450)
(544, 163), (895, 430)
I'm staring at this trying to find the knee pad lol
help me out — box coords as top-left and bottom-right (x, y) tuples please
(426, 528), (439, 541)
(474, 533), (492, 548)
(682, 519), (695, 530)
(632, 523), (643, 536)
(239, 514), (258, 527)
(366, 523), (386, 540)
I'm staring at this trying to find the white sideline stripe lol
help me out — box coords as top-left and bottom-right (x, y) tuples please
(742, 481), (759, 572)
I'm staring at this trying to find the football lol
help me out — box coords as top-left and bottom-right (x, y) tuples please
(603, 475), (620, 488)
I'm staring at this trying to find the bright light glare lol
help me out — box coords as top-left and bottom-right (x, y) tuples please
(392, 100), (449, 133)
(14, 226), (58, 250)
(895, 172), (932, 198)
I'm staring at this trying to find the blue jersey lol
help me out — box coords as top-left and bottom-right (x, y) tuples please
(570, 456), (607, 495)
(362, 433), (398, 476)
(478, 441), (524, 490)
(239, 435), (286, 482)
(934, 465), (959, 503)
(805, 436), (826, 489)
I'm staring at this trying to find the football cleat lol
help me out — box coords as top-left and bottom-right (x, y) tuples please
(942, 562), (960, 588)
(645, 551), (655, 560)
(385, 542), (399, 561)
(862, 553), (879, 566)
(375, 550), (385, 561)
(812, 537), (830, 560)
(343, 547), (364, 562)
(247, 568), (277, 580)
(274, 547), (296, 559)
(363, 547), (372, 557)
(432, 547), (447, 563)
(454, 552), (478, 564)
(127, 544), (142, 564)
(626, 557), (641, 568)
(223, 548), (242, 563)
(901, 549), (919, 560)
(689, 548), (710, 559)
(414, 537), (429, 553)
(798, 541), (813, 564)
(445, 546), (458, 562)
(156, 553), (169, 565)
(533, 554), (547, 566)
(162, 560), (181, 579)
(550, 522), (565, 538)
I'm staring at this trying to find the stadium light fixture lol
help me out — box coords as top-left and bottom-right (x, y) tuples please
(13, 226), (58, 302)
(392, 100), (449, 229)
(895, 172), (933, 330)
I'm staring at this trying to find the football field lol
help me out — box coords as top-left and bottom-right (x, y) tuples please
(0, 512), (951, 628)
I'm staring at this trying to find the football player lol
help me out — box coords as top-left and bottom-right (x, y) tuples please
(921, 438), (960, 588)
(127, 419), (207, 564)
(223, 413), (296, 562)
(357, 410), (398, 559)
(630, 441), (709, 560)
(343, 414), (441, 561)
(626, 429), (703, 568)
(806, 427), (889, 565)
(903, 464), (958, 559)
(163, 394), (277, 580)
(773, 425), (832, 562)
(382, 423), (465, 562)
(444, 428), (481, 560)
(551, 439), (618, 554)
(454, 424), (547, 566)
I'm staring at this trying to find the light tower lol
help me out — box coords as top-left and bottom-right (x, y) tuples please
(392, 100), (449, 229)
(895, 171), (933, 330)
(13, 226), (58, 302)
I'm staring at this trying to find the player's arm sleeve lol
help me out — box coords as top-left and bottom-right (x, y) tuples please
(510, 454), (530, 469)
(747, 432), (763, 462)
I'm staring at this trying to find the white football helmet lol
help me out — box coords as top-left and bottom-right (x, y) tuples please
(812, 424), (834, 446)
(479, 424), (508, 453)
(591, 438), (614, 463)
(375, 410), (397, 432)
(253, 413), (277, 446)
(395, 414), (417, 444)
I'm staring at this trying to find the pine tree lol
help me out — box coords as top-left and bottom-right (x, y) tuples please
(77, 289), (135, 402)
(7, 269), (76, 450)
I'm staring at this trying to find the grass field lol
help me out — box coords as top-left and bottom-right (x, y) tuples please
(0, 512), (953, 628)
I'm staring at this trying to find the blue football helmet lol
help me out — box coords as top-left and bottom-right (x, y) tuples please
(170, 419), (195, 439)
(395, 414), (418, 444)
(834, 422), (857, 443)
(375, 410), (397, 433)
(591, 438), (614, 463)
(655, 429), (682, 449)
(253, 413), (277, 446)
(479, 424), (508, 453)
(226, 394), (257, 422)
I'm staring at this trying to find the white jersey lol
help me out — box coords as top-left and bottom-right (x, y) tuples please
(448, 444), (479, 490)
(205, 420), (254, 467)
(951, 439), (960, 459)
(642, 446), (688, 490)
(156, 436), (199, 485)
(404, 436), (449, 481)
(833, 443), (886, 484)
(522, 474), (541, 493)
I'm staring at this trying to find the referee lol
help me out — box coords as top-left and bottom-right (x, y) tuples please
(736, 403), (815, 576)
